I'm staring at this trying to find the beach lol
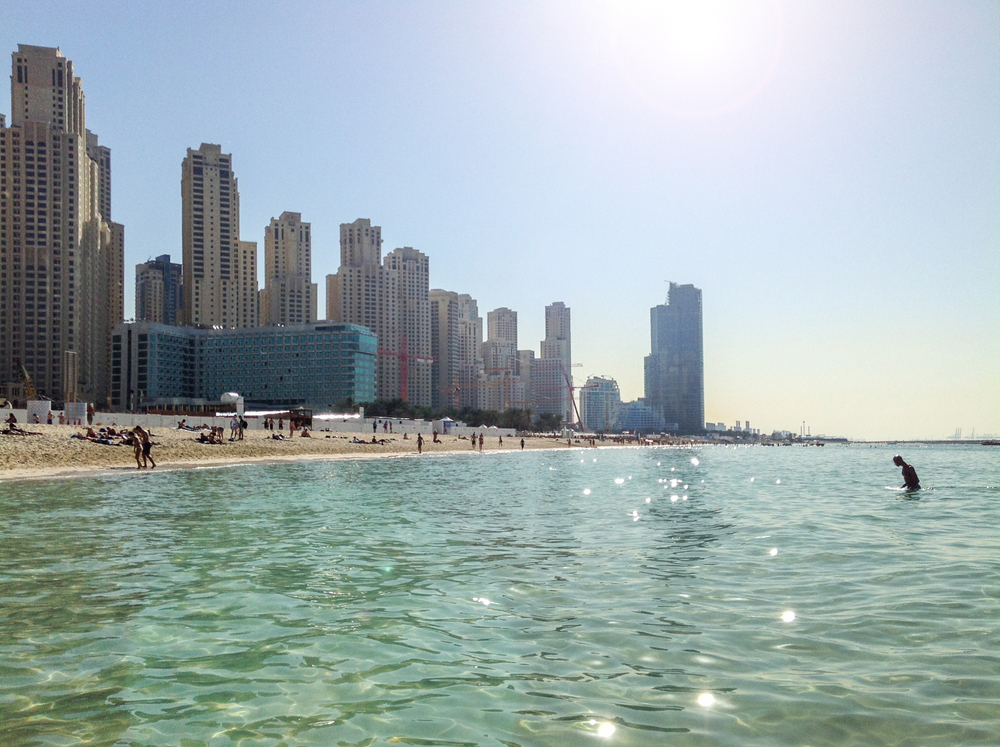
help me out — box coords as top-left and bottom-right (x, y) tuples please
(0, 424), (586, 481)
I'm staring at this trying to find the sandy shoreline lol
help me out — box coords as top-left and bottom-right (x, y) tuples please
(0, 425), (594, 482)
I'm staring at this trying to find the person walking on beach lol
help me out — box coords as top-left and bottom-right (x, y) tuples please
(140, 427), (156, 469)
(131, 426), (145, 469)
(417, 433), (423, 454)
(893, 455), (920, 490)
(478, 433), (484, 451)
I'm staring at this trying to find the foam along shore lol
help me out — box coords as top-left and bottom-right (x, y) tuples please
(0, 424), (594, 481)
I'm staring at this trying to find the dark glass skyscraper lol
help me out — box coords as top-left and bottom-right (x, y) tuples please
(644, 283), (704, 435)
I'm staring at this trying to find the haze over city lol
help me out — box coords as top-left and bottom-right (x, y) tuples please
(3, 0), (997, 440)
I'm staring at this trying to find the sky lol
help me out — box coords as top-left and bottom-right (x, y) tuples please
(3, 0), (998, 440)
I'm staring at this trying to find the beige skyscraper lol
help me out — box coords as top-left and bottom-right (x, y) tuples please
(384, 246), (431, 406)
(260, 211), (316, 326)
(326, 219), (432, 405)
(429, 289), (484, 411)
(326, 219), (398, 400)
(533, 301), (574, 425)
(235, 240), (258, 328)
(181, 143), (255, 328)
(0, 45), (124, 405)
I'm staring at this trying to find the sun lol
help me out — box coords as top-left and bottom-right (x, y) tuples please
(609, 0), (784, 116)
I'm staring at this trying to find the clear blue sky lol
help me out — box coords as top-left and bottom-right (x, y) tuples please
(4, 1), (998, 440)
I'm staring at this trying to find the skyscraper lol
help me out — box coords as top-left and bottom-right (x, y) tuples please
(429, 289), (459, 410)
(481, 307), (520, 411)
(181, 143), (255, 328)
(0, 45), (124, 405)
(384, 246), (432, 406)
(260, 211), (316, 326)
(136, 254), (182, 325)
(644, 282), (704, 435)
(328, 219), (436, 404)
(533, 301), (573, 425)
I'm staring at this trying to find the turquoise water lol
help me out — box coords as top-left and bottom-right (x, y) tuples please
(1, 444), (998, 746)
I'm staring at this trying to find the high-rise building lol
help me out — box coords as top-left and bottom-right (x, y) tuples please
(428, 289), (485, 411)
(429, 289), (459, 410)
(384, 247), (431, 406)
(0, 45), (124, 405)
(136, 254), (182, 325)
(533, 301), (573, 425)
(481, 307), (520, 411)
(326, 220), (432, 405)
(644, 282), (704, 434)
(260, 211), (316, 326)
(488, 307), (517, 348)
(234, 240), (258, 329)
(579, 376), (622, 433)
(181, 143), (255, 328)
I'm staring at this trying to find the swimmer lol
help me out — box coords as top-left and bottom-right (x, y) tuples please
(893, 455), (920, 490)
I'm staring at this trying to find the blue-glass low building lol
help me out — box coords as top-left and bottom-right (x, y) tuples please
(110, 321), (376, 412)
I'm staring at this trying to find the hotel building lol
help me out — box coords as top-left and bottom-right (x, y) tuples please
(110, 320), (376, 412)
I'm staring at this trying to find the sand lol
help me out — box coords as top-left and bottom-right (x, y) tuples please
(0, 425), (589, 481)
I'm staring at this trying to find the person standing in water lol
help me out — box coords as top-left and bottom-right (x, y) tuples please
(893, 455), (920, 490)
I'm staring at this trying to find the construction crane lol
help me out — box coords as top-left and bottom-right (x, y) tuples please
(16, 359), (36, 401)
(378, 336), (435, 402)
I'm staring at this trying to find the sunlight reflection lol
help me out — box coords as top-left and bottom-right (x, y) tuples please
(770, 548), (778, 556)
(782, 610), (795, 623)
(584, 488), (592, 495)
(698, 692), (716, 707)
(691, 457), (700, 466)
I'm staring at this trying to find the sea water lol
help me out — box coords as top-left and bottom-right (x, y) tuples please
(1, 444), (998, 746)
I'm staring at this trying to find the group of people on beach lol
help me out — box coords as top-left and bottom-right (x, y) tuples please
(68, 425), (156, 468)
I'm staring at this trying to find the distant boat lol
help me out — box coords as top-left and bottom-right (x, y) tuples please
(982, 440), (999, 446)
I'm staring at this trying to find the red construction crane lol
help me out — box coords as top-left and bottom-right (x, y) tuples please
(378, 336), (435, 402)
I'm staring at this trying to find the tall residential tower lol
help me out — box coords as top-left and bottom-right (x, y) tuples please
(260, 211), (316, 326)
(0, 45), (124, 405)
(181, 143), (256, 328)
(326, 219), (432, 405)
(136, 254), (182, 325)
(532, 301), (573, 426)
